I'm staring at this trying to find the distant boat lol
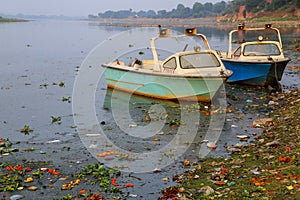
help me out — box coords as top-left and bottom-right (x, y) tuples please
(220, 23), (291, 88)
(102, 27), (232, 102)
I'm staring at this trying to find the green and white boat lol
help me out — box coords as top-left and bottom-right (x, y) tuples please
(102, 27), (232, 102)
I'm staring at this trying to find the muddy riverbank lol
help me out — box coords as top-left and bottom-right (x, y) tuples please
(159, 89), (300, 200)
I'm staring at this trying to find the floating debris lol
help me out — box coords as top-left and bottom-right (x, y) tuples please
(236, 135), (250, 141)
(27, 186), (38, 191)
(9, 194), (24, 200)
(85, 133), (101, 137)
(129, 123), (138, 127)
(153, 168), (162, 173)
(162, 177), (170, 183)
(24, 177), (33, 183)
(207, 142), (217, 149)
(46, 139), (61, 143)
(0, 138), (5, 147)
(128, 194), (138, 198)
(96, 151), (118, 157)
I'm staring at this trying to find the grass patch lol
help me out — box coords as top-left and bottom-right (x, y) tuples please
(251, 16), (300, 22)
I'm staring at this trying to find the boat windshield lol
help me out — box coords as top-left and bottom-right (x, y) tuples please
(180, 52), (221, 69)
(243, 43), (280, 56)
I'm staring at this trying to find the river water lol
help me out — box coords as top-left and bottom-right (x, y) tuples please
(0, 20), (299, 199)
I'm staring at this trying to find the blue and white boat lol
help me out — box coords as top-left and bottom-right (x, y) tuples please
(102, 27), (232, 102)
(221, 23), (291, 87)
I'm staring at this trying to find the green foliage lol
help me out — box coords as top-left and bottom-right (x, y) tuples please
(96, 2), (229, 18)
(224, 0), (299, 14)
(213, 1), (227, 13)
(92, 0), (299, 19)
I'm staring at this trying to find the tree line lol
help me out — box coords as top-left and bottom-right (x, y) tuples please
(88, 0), (300, 19)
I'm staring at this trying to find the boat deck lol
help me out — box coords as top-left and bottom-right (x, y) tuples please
(111, 60), (163, 71)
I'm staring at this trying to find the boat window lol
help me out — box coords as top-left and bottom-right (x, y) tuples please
(163, 57), (177, 69)
(233, 46), (241, 57)
(180, 52), (221, 69)
(244, 44), (280, 56)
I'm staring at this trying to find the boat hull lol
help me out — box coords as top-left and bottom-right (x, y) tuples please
(104, 67), (225, 102)
(221, 58), (290, 86)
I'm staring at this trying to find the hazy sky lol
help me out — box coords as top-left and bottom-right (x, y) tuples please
(1, 0), (226, 17)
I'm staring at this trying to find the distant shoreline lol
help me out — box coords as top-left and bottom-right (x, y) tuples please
(0, 17), (29, 22)
(1, 16), (299, 28)
(86, 17), (300, 28)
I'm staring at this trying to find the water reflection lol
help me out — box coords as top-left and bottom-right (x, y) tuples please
(95, 85), (229, 172)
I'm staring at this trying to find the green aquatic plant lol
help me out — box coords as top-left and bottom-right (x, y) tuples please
(20, 125), (33, 135)
(58, 81), (65, 87)
(61, 194), (73, 200)
(39, 83), (48, 88)
(61, 96), (71, 103)
(79, 163), (121, 193)
(0, 174), (21, 192)
(51, 116), (61, 124)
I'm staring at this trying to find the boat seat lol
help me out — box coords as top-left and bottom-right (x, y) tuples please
(129, 58), (142, 66)
(142, 60), (163, 70)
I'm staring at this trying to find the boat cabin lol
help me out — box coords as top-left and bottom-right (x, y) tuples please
(122, 49), (224, 77)
(226, 23), (286, 61)
(221, 23), (290, 87)
(161, 51), (223, 75)
(232, 40), (285, 61)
